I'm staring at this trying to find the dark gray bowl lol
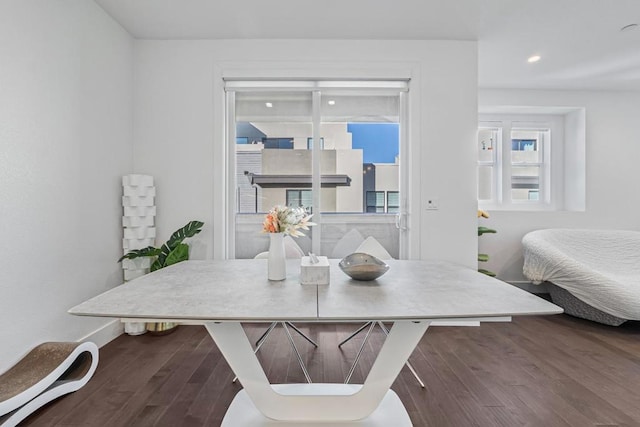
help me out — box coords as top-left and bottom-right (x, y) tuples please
(339, 252), (389, 281)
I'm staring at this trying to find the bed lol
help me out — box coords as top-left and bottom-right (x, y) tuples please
(522, 229), (640, 326)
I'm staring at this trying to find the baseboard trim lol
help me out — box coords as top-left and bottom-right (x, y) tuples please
(77, 320), (124, 348)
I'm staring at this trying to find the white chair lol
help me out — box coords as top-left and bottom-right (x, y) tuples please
(330, 228), (365, 259)
(233, 236), (317, 384)
(339, 236), (425, 387)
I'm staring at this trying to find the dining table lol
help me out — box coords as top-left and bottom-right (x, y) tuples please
(69, 259), (562, 426)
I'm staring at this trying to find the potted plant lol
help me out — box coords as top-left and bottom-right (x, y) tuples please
(477, 210), (497, 277)
(119, 220), (204, 333)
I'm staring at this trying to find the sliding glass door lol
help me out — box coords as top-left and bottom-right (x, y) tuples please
(226, 81), (408, 260)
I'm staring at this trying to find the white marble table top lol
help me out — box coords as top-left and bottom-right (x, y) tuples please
(70, 260), (318, 322)
(319, 259), (561, 320)
(69, 259), (561, 322)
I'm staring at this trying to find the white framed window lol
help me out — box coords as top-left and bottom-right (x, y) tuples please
(478, 114), (563, 210)
(226, 80), (411, 259)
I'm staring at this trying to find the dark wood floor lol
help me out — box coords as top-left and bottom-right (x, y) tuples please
(22, 315), (640, 426)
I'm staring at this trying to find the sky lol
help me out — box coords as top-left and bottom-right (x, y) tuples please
(347, 123), (399, 163)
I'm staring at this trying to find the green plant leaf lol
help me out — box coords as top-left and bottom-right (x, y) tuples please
(120, 220), (203, 272)
(478, 253), (489, 262)
(478, 268), (496, 277)
(478, 226), (497, 236)
(166, 221), (204, 250)
(150, 258), (163, 272)
(156, 221), (204, 267)
(165, 243), (190, 267)
(118, 246), (162, 262)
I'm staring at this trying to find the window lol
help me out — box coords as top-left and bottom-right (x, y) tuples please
(477, 127), (499, 202)
(478, 114), (562, 210)
(307, 137), (324, 150)
(262, 137), (294, 149)
(510, 128), (548, 202)
(227, 80), (409, 259)
(366, 191), (385, 213)
(387, 191), (399, 213)
(286, 189), (313, 213)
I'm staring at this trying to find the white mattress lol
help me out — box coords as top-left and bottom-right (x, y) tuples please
(522, 229), (640, 320)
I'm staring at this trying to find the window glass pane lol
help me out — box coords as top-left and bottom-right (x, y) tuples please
(478, 128), (497, 163)
(478, 165), (494, 201)
(511, 129), (545, 164)
(387, 191), (399, 213)
(366, 191), (385, 212)
(511, 165), (540, 201)
(300, 190), (313, 213)
(234, 91), (313, 258)
(235, 91), (313, 214)
(286, 189), (313, 213)
(286, 190), (301, 207)
(318, 91), (401, 257)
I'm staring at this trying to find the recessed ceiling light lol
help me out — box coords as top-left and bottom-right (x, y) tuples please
(265, 102), (273, 108)
(620, 23), (638, 32)
(527, 55), (541, 63)
(328, 100), (336, 105)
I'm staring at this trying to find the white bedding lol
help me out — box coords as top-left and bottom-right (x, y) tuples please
(522, 229), (640, 320)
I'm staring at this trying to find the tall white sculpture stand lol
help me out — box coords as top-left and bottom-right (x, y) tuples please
(121, 174), (156, 335)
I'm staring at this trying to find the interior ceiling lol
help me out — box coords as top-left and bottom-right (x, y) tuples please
(95, 0), (640, 91)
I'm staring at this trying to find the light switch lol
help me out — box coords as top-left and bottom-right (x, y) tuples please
(426, 199), (439, 210)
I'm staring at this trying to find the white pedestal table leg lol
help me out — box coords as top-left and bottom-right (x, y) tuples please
(205, 320), (430, 423)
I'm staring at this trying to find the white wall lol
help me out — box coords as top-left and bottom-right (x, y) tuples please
(478, 89), (640, 283)
(0, 1), (133, 372)
(336, 150), (364, 213)
(133, 39), (478, 266)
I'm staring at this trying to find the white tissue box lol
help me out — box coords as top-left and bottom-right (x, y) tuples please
(300, 256), (330, 285)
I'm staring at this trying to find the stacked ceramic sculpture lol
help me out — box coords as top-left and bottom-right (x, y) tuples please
(121, 174), (157, 335)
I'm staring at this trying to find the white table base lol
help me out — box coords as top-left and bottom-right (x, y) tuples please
(222, 384), (411, 426)
(205, 320), (430, 424)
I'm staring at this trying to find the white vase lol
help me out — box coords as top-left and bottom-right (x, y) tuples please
(268, 233), (286, 280)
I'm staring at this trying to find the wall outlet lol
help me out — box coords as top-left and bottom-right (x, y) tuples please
(426, 198), (439, 210)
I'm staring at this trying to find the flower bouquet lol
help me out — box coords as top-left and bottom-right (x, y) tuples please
(262, 205), (314, 237)
(262, 206), (314, 280)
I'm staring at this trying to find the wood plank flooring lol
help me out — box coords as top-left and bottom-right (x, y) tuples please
(21, 315), (640, 426)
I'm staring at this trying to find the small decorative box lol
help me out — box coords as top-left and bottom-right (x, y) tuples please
(300, 256), (330, 285)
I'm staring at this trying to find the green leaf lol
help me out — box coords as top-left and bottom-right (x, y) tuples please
(478, 253), (489, 262)
(150, 258), (163, 272)
(118, 246), (162, 263)
(164, 243), (189, 267)
(157, 221), (204, 267)
(120, 220), (203, 273)
(166, 221), (204, 250)
(478, 226), (497, 236)
(155, 242), (172, 269)
(478, 268), (496, 277)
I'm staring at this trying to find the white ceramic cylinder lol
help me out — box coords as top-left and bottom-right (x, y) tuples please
(268, 233), (286, 281)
